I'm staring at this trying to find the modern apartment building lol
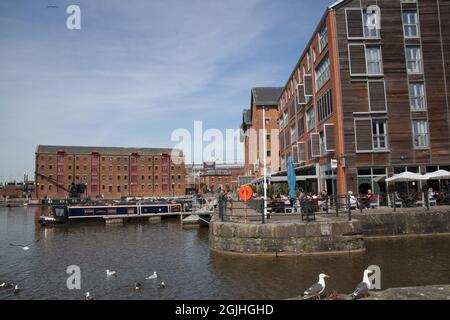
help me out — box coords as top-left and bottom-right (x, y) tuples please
(241, 87), (283, 179)
(278, 0), (450, 199)
(35, 145), (185, 199)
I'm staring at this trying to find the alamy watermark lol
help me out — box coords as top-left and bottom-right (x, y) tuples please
(66, 5), (81, 30)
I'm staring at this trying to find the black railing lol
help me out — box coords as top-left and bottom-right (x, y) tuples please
(217, 191), (450, 224)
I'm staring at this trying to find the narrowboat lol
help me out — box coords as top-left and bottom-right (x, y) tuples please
(39, 201), (183, 225)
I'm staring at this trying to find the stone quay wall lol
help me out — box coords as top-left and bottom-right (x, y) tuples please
(209, 218), (365, 255)
(353, 207), (450, 237)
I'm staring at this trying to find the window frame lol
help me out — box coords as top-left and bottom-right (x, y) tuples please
(363, 9), (380, 39)
(365, 45), (383, 75)
(306, 107), (316, 132)
(318, 24), (328, 53)
(372, 120), (388, 150)
(405, 46), (423, 74)
(402, 10), (420, 38)
(315, 56), (330, 91)
(408, 82), (427, 111)
(412, 119), (430, 149)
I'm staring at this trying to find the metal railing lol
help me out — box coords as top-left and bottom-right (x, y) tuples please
(217, 191), (450, 224)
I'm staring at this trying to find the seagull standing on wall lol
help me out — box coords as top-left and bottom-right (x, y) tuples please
(146, 272), (157, 280)
(351, 269), (374, 300)
(303, 273), (330, 300)
(106, 269), (117, 277)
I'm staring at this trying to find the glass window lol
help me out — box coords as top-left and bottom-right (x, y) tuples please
(290, 123), (297, 143)
(403, 11), (419, 38)
(318, 25), (328, 52)
(406, 46), (423, 73)
(366, 47), (382, 74)
(298, 116), (305, 137)
(306, 107), (315, 131)
(363, 10), (379, 38)
(409, 82), (426, 111)
(372, 120), (388, 150)
(315, 56), (330, 90)
(317, 89), (333, 123)
(412, 120), (429, 148)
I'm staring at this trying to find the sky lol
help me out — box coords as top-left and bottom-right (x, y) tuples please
(0, 0), (330, 182)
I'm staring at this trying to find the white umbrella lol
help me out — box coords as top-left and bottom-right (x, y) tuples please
(424, 169), (450, 180)
(385, 171), (428, 182)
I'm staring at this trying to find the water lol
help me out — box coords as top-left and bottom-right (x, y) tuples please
(1, 207), (449, 300)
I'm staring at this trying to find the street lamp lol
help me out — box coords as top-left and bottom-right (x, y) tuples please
(262, 106), (268, 223)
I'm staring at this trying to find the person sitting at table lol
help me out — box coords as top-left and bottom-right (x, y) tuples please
(348, 191), (357, 209)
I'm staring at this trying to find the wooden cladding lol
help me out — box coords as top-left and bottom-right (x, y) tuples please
(349, 44), (366, 75)
(304, 75), (313, 96)
(368, 80), (387, 111)
(346, 8), (363, 38)
(311, 133), (321, 157)
(297, 84), (306, 105)
(324, 124), (336, 152)
(297, 142), (306, 163)
(354, 119), (373, 152)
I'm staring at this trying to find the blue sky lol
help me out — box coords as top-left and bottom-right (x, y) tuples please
(0, 0), (330, 181)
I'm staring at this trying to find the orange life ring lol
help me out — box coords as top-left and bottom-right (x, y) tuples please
(239, 185), (253, 202)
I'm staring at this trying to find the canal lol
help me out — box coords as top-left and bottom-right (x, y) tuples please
(1, 207), (449, 300)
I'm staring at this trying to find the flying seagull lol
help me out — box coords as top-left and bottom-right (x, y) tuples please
(303, 273), (330, 300)
(146, 272), (158, 280)
(85, 292), (93, 300)
(134, 282), (142, 290)
(106, 269), (117, 277)
(351, 269), (374, 300)
(158, 281), (166, 289)
(10, 239), (39, 251)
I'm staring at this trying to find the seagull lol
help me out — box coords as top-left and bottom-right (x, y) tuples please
(303, 273), (330, 300)
(134, 282), (142, 290)
(13, 285), (20, 295)
(9, 239), (39, 251)
(0, 282), (15, 289)
(158, 281), (165, 289)
(351, 269), (374, 300)
(146, 272), (158, 280)
(85, 292), (93, 300)
(106, 269), (117, 277)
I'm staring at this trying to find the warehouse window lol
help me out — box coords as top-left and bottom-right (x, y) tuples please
(306, 107), (315, 132)
(315, 56), (330, 91)
(406, 46), (423, 74)
(412, 120), (429, 148)
(363, 9), (379, 38)
(403, 11), (419, 38)
(409, 82), (426, 111)
(318, 25), (328, 52)
(366, 46), (382, 74)
(372, 120), (388, 150)
(317, 89), (333, 123)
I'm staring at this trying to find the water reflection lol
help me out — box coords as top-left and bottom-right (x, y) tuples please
(0, 207), (449, 300)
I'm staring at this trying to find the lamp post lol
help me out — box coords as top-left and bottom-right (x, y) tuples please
(263, 106), (268, 223)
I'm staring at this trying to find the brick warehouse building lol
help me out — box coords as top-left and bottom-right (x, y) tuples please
(241, 87), (283, 179)
(277, 0), (450, 201)
(35, 145), (185, 199)
(185, 162), (244, 193)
